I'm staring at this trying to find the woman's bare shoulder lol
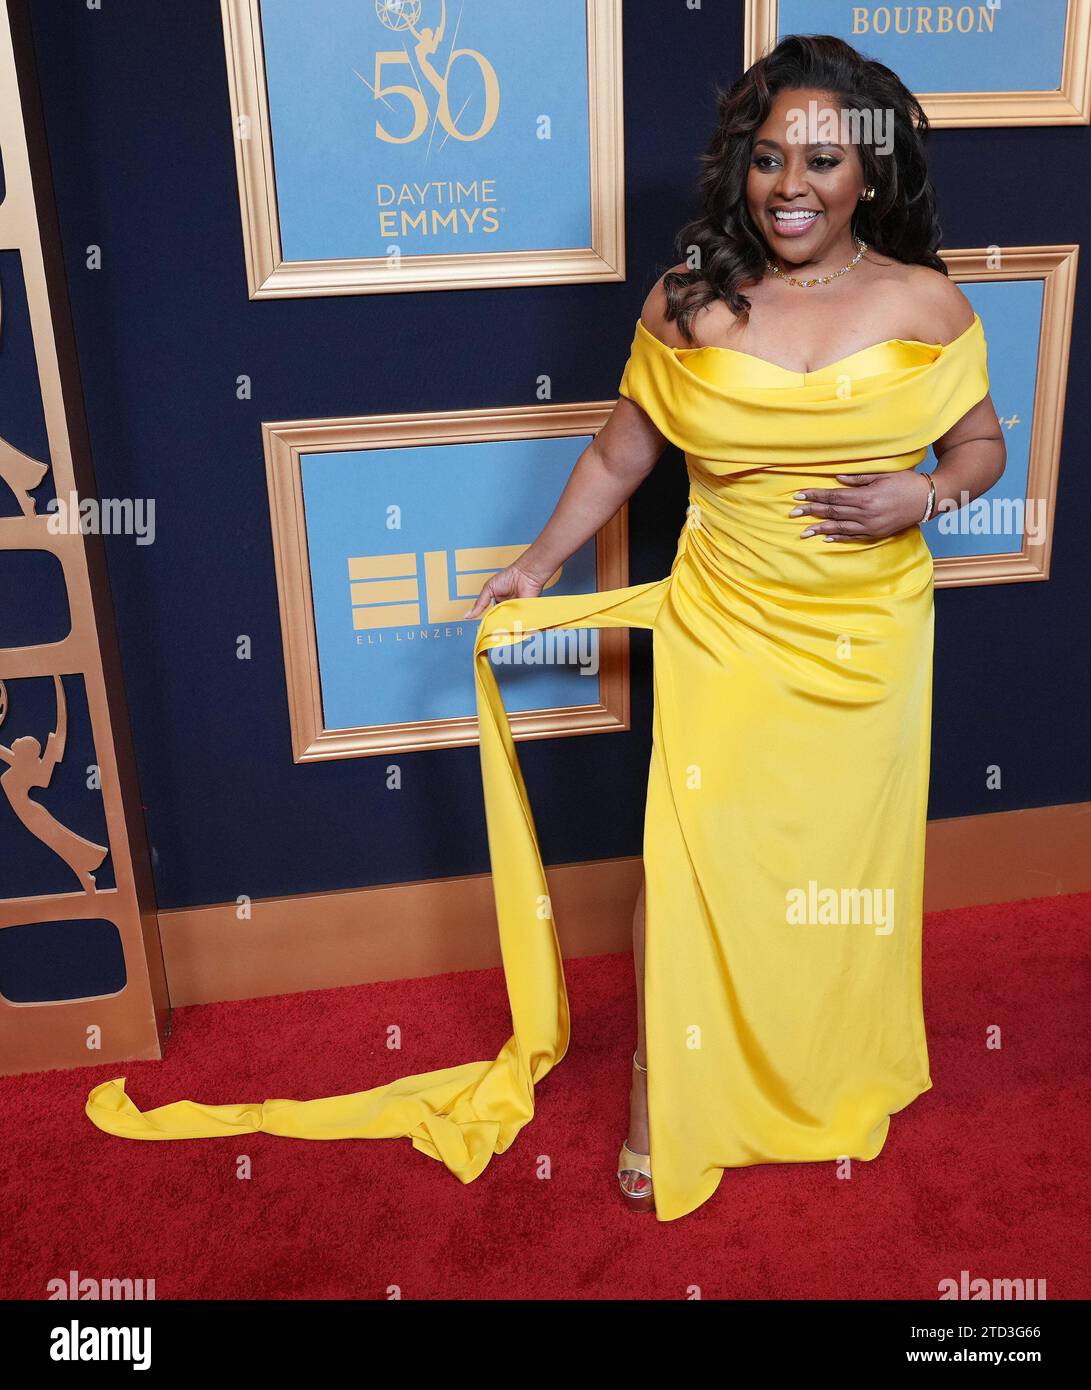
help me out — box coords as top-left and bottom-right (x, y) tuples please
(638, 263), (738, 349)
(882, 261), (977, 343)
(638, 264), (698, 348)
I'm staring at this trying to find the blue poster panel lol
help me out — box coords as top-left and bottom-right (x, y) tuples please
(260, 0), (592, 262)
(301, 435), (602, 732)
(919, 278), (1042, 560)
(776, 0), (1068, 94)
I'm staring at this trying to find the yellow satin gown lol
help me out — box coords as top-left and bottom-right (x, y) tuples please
(86, 312), (990, 1223)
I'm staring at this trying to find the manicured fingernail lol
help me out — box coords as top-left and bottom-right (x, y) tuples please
(800, 528), (815, 538)
(789, 507), (803, 516)
(823, 535), (834, 542)
(793, 491), (806, 499)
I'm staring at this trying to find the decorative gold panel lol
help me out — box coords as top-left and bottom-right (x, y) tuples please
(0, 1), (167, 1075)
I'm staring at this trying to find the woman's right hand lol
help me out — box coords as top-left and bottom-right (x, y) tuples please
(462, 559), (547, 620)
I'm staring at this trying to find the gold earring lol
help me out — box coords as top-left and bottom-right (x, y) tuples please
(860, 186), (876, 202)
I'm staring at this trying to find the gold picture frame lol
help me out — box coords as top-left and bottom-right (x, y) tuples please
(745, 0), (1091, 126)
(934, 244), (1078, 588)
(221, 0), (626, 297)
(264, 403), (631, 762)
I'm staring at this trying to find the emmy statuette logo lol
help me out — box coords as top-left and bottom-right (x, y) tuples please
(371, 0), (500, 145)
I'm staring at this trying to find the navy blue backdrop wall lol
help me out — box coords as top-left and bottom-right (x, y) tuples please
(20, 0), (1091, 922)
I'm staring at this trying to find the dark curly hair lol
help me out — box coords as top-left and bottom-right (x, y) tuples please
(664, 33), (947, 341)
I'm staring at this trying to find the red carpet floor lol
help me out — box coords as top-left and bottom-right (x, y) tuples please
(3, 891), (1089, 1300)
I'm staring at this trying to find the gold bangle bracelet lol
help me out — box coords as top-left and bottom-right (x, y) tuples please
(921, 473), (937, 523)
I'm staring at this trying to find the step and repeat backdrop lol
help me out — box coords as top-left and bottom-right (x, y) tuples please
(0, 0), (1085, 1059)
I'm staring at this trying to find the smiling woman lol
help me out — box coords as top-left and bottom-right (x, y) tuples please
(662, 35), (952, 342)
(84, 33), (1007, 1227)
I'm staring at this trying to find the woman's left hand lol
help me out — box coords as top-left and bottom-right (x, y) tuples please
(790, 470), (932, 541)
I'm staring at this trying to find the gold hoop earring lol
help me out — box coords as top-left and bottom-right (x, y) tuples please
(860, 186), (876, 202)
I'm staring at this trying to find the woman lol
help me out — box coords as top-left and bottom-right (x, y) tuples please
(471, 33), (1004, 1214)
(86, 36), (1004, 1225)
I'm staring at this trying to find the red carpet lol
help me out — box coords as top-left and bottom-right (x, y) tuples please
(3, 891), (1089, 1300)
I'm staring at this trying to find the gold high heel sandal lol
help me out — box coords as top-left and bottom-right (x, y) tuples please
(617, 1051), (654, 1212)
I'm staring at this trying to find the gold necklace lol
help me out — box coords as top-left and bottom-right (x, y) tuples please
(766, 237), (868, 289)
